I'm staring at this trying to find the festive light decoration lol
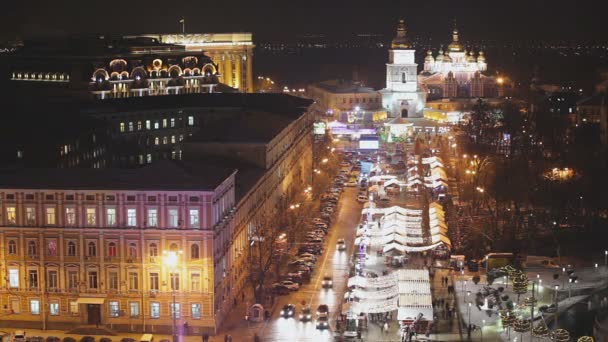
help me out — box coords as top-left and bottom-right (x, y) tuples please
(532, 321), (549, 338)
(513, 318), (531, 334)
(577, 337), (594, 342)
(553, 329), (571, 342)
(512, 272), (529, 300)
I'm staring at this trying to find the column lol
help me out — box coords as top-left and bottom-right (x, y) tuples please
(234, 54), (242, 91)
(246, 48), (254, 93)
(223, 54), (232, 88)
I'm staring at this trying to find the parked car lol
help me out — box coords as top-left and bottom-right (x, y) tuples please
(299, 307), (312, 322)
(321, 275), (333, 288)
(281, 304), (296, 318)
(14, 333), (26, 342)
(298, 252), (317, 260)
(273, 284), (290, 295)
(357, 195), (368, 203)
(337, 238), (346, 251)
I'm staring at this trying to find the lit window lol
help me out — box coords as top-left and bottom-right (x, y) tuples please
(25, 207), (36, 225)
(6, 207), (16, 224)
(171, 135), (176, 144)
(179, 135), (184, 142)
(189, 209), (200, 228)
(109, 301), (120, 317)
(120, 122), (125, 132)
(146, 154), (152, 163)
(129, 272), (139, 290)
(47, 240), (57, 256)
(162, 119), (167, 128)
(188, 116), (194, 126)
(88, 271), (98, 288)
(145, 120), (151, 130)
(108, 271), (118, 290)
(149, 272), (159, 291)
(191, 303), (201, 319)
(48, 270), (58, 288)
(130, 302), (140, 318)
(65, 208), (76, 225)
(150, 302), (160, 318)
(30, 299), (40, 315)
(168, 209), (179, 228)
(137, 121), (142, 130)
(162, 136), (168, 145)
(49, 301), (59, 315)
(106, 208), (116, 226)
(9, 269), (19, 287)
(155, 137), (160, 145)
(191, 273), (200, 291)
(8, 240), (17, 255)
(128, 122), (134, 132)
(170, 302), (181, 319)
(147, 209), (158, 227)
(170, 118), (175, 127)
(70, 300), (79, 314)
(127, 209), (137, 226)
(86, 208), (96, 226)
(46, 207), (56, 225)
(154, 121), (159, 129)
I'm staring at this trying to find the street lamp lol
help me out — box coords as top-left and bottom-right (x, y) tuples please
(554, 285), (560, 329)
(163, 250), (183, 342)
(605, 250), (608, 267)
(481, 319), (485, 342)
(467, 302), (472, 327)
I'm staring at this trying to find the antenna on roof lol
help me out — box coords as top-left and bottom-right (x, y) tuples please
(179, 17), (186, 35)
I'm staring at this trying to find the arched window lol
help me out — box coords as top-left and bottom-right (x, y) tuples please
(129, 243), (138, 258)
(402, 72), (406, 83)
(190, 244), (200, 259)
(149, 243), (158, 257)
(28, 241), (38, 256)
(88, 242), (97, 256)
(169, 243), (178, 252)
(47, 240), (57, 256)
(67, 241), (76, 256)
(108, 242), (117, 257)
(8, 240), (17, 255)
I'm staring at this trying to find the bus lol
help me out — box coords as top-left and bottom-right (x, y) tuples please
(484, 253), (516, 270)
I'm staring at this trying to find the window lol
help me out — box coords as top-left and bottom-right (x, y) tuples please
(66, 195), (74, 201)
(162, 119), (167, 128)
(88, 271), (98, 288)
(127, 209), (137, 226)
(191, 273), (201, 292)
(402, 73), (406, 83)
(65, 208), (76, 225)
(8, 240), (17, 255)
(169, 243), (178, 252)
(47, 240), (57, 256)
(170, 303), (181, 319)
(162, 136), (168, 145)
(149, 243), (158, 257)
(27, 241), (38, 256)
(85, 195), (95, 201)
(154, 137), (160, 145)
(128, 122), (134, 132)
(106, 208), (116, 226)
(128, 243), (137, 258)
(127, 195), (136, 201)
(191, 303), (201, 319)
(107, 242), (117, 257)
(170, 273), (180, 290)
(154, 121), (159, 129)
(108, 271), (118, 290)
(147, 209), (158, 227)
(68, 271), (78, 289)
(46, 207), (56, 225)
(26, 207), (36, 225)
(150, 302), (160, 318)
(30, 299), (40, 315)
(67, 241), (76, 256)
(25, 194), (34, 200)
(6, 207), (16, 224)
(86, 208), (96, 226)
(147, 196), (156, 202)
(48, 271), (58, 288)
(168, 196), (177, 202)
(11, 298), (20, 314)
(188, 116), (194, 126)
(120, 122), (125, 132)
(145, 120), (151, 130)
(9, 269), (19, 287)
(171, 135), (176, 144)
(88, 242), (97, 256)
(109, 301), (120, 317)
(70, 300), (79, 314)
(149, 272), (159, 291)
(130, 302), (140, 318)
(170, 118), (175, 127)
(28, 270), (38, 288)
(190, 244), (200, 259)
(168, 209), (178, 227)
(129, 272), (139, 290)
(49, 301), (59, 315)
(189, 209), (200, 228)
(137, 121), (142, 130)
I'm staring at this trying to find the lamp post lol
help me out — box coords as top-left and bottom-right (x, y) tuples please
(163, 250), (182, 342)
(481, 319), (485, 342)
(554, 285), (560, 329)
(467, 302), (471, 327)
(605, 250), (607, 267)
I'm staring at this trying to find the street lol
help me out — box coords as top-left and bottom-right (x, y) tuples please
(260, 187), (361, 341)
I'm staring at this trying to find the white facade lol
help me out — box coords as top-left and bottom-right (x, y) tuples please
(381, 20), (426, 118)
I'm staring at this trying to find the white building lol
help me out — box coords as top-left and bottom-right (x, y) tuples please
(380, 20), (426, 118)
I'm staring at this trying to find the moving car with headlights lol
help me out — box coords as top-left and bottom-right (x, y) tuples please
(316, 304), (329, 318)
(280, 304), (296, 318)
(321, 275), (333, 289)
(316, 316), (329, 329)
(336, 238), (346, 251)
(299, 307), (312, 322)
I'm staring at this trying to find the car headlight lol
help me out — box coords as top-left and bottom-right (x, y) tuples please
(307, 314), (311, 319)
(288, 311), (292, 315)
(329, 281), (333, 285)
(280, 310), (284, 314)
(299, 314), (303, 319)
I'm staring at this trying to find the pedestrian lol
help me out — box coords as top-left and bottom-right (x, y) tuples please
(233, 298), (237, 307)
(254, 333), (260, 342)
(227, 335), (232, 342)
(242, 291), (245, 302)
(202, 333), (209, 342)
(467, 324), (472, 340)
(183, 322), (189, 335)
(224, 335), (228, 342)
(384, 321), (389, 333)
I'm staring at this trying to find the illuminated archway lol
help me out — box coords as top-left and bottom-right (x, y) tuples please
(109, 59), (128, 72)
(92, 68), (109, 82)
(168, 65), (182, 78)
(202, 63), (216, 75)
(131, 67), (147, 80)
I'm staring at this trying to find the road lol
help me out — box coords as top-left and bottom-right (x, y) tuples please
(259, 187), (361, 341)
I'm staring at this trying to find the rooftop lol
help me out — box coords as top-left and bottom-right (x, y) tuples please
(313, 79), (377, 94)
(0, 161), (236, 191)
(577, 93), (606, 107)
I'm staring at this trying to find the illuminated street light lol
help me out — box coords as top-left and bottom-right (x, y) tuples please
(322, 158), (328, 164)
(163, 250), (183, 342)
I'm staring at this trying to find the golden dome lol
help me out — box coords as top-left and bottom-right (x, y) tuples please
(477, 51), (486, 63)
(447, 27), (464, 52)
(435, 50), (445, 62)
(466, 51), (477, 62)
(391, 19), (412, 49)
(443, 51), (452, 63)
(425, 50), (435, 62)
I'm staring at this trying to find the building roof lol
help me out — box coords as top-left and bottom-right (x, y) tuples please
(313, 79), (377, 94)
(0, 161), (236, 191)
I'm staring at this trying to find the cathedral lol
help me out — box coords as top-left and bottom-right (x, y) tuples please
(418, 24), (499, 100)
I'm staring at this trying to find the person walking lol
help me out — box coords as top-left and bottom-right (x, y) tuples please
(202, 333), (209, 342)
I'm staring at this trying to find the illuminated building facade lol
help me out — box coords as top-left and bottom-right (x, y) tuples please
(380, 20), (426, 118)
(418, 24), (499, 99)
(140, 33), (255, 93)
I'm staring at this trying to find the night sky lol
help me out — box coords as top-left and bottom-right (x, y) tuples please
(2, 0), (606, 42)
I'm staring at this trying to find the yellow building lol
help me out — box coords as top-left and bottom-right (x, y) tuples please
(141, 33), (255, 93)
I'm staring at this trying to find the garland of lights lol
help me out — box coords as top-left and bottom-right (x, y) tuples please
(513, 318), (531, 334)
(577, 337), (594, 342)
(553, 329), (571, 342)
(532, 321), (549, 337)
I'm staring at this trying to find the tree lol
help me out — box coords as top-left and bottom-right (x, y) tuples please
(512, 272), (529, 301)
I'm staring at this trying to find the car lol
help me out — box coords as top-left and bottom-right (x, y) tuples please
(280, 304), (296, 318)
(337, 239), (346, 251)
(299, 307), (313, 322)
(312, 218), (326, 224)
(307, 238), (323, 244)
(322, 207), (334, 213)
(14, 332), (26, 342)
(321, 275), (333, 288)
(357, 195), (368, 203)
(379, 197), (391, 204)
(345, 180), (357, 187)
(273, 284), (290, 295)
(315, 222), (328, 229)
(316, 316), (329, 329)
(281, 280), (300, 290)
(316, 304), (329, 318)
(298, 252), (317, 260)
